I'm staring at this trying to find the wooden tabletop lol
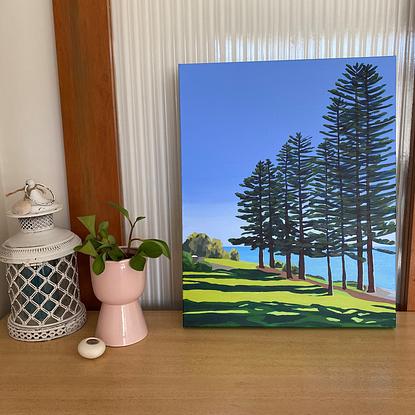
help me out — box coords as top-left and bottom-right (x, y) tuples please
(1, 311), (415, 415)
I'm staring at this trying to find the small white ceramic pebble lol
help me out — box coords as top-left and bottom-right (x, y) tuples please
(78, 337), (106, 359)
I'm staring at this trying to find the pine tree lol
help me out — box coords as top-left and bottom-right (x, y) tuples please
(359, 64), (396, 293)
(310, 141), (342, 295)
(229, 161), (267, 268)
(321, 97), (350, 290)
(331, 63), (366, 290)
(275, 143), (296, 279)
(287, 133), (314, 280)
(262, 159), (282, 268)
(332, 63), (396, 293)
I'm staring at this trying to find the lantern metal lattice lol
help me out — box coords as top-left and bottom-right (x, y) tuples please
(0, 200), (86, 342)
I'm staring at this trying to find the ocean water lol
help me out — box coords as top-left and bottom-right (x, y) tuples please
(224, 246), (396, 292)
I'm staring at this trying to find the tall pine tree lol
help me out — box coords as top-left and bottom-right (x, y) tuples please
(287, 133), (314, 280)
(332, 63), (366, 290)
(310, 141), (342, 296)
(321, 97), (350, 290)
(276, 144), (296, 278)
(276, 143), (295, 279)
(229, 161), (267, 268)
(332, 63), (396, 292)
(359, 64), (396, 292)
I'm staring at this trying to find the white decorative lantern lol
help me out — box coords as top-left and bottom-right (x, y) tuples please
(0, 181), (86, 341)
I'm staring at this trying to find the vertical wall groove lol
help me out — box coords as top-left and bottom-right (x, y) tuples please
(111, 0), (414, 308)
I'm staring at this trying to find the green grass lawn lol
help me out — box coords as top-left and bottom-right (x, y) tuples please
(204, 258), (260, 269)
(183, 263), (395, 328)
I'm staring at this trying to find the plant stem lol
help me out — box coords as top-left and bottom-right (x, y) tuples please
(127, 218), (139, 256)
(127, 224), (134, 256)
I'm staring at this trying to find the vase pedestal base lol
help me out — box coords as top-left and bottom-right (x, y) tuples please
(95, 301), (148, 347)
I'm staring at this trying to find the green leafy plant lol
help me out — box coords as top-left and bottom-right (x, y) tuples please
(74, 202), (170, 275)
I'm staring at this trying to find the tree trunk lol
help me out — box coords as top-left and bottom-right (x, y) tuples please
(298, 250), (305, 279)
(258, 248), (264, 268)
(341, 253), (347, 290)
(327, 254), (333, 296)
(355, 171), (364, 290)
(366, 239), (375, 293)
(356, 251), (364, 289)
(286, 253), (292, 279)
(269, 247), (275, 268)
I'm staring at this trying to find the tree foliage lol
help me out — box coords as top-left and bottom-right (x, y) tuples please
(310, 141), (342, 295)
(219, 62), (395, 295)
(287, 133), (314, 280)
(275, 143), (296, 278)
(330, 63), (395, 292)
(320, 97), (350, 289)
(230, 248), (240, 261)
(263, 159), (283, 268)
(229, 161), (268, 268)
(183, 232), (211, 257)
(183, 233), (230, 259)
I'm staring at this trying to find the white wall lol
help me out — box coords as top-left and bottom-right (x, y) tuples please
(0, 0), (69, 316)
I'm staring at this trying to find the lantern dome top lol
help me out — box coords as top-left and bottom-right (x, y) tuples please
(1, 180), (81, 264)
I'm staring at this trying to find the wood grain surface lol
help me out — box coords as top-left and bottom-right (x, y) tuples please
(0, 311), (414, 415)
(52, 0), (122, 310)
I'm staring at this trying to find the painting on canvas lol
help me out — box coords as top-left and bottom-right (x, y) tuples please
(179, 57), (396, 327)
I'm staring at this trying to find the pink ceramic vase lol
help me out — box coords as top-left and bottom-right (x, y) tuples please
(90, 257), (148, 347)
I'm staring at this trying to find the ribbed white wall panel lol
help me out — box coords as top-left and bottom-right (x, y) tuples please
(110, 0), (414, 308)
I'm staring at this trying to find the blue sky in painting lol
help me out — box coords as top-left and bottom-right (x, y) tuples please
(179, 56), (396, 244)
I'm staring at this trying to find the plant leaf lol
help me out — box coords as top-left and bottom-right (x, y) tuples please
(129, 253), (146, 271)
(108, 234), (116, 245)
(137, 240), (163, 258)
(108, 202), (130, 219)
(98, 221), (109, 238)
(98, 243), (112, 250)
(83, 235), (101, 250)
(78, 215), (96, 237)
(74, 240), (98, 258)
(92, 254), (105, 275)
(145, 239), (170, 259)
(108, 246), (125, 261)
